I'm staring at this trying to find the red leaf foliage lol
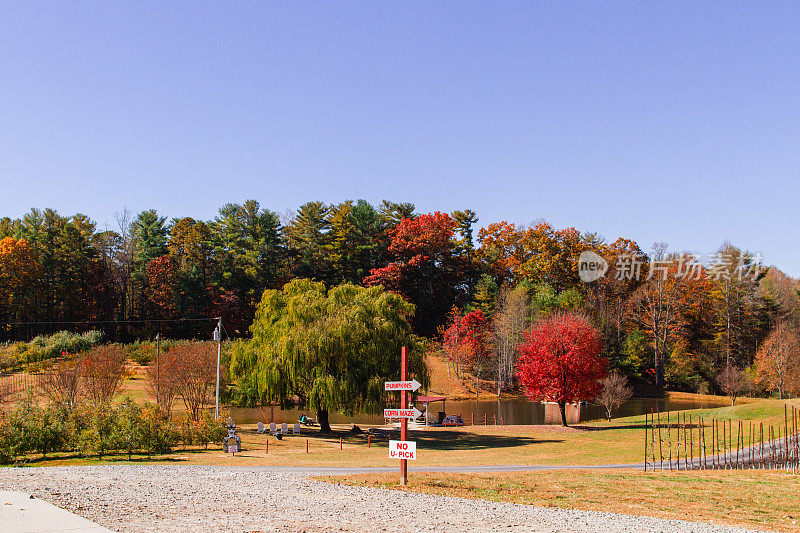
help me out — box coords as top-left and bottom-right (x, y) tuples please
(364, 212), (456, 290)
(443, 309), (492, 369)
(515, 313), (606, 404)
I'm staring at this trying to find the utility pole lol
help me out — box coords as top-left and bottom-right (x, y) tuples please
(156, 332), (160, 406)
(214, 317), (222, 419)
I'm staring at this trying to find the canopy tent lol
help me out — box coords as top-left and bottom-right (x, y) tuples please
(414, 395), (447, 425)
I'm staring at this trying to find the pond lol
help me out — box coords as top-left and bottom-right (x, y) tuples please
(229, 396), (731, 426)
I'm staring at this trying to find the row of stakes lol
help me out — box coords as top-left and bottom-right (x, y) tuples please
(644, 404), (800, 472)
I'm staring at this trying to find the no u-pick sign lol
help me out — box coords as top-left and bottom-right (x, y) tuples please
(389, 439), (416, 460)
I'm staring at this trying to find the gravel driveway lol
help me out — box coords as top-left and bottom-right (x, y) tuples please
(0, 465), (763, 533)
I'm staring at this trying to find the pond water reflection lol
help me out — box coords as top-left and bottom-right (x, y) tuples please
(229, 396), (730, 426)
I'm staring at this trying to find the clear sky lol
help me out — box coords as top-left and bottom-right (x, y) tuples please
(1, 2), (798, 275)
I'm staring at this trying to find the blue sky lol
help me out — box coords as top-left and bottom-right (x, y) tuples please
(1, 2), (798, 275)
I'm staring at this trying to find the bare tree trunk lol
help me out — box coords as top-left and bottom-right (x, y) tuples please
(559, 401), (568, 427)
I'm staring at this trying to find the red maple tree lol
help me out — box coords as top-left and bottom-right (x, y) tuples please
(443, 309), (492, 377)
(364, 212), (463, 336)
(516, 313), (606, 426)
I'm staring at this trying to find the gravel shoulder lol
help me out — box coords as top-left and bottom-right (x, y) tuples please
(0, 465), (765, 533)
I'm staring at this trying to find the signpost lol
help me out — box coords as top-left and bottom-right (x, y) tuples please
(384, 346), (416, 486)
(389, 440), (417, 460)
(383, 407), (422, 419)
(384, 379), (421, 392)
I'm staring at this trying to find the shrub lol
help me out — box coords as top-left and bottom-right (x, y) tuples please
(0, 331), (102, 372)
(140, 404), (174, 456)
(128, 342), (155, 366)
(26, 331), (103, 364)
(115, 399), (145, 460)
(197, 409), (226, 449)
(40, 355), (82, 410)
(78, 404), (119, 459)
(81, 346), (127, 404)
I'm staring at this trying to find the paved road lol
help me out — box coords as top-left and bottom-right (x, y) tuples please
(0, 490), (113, 533)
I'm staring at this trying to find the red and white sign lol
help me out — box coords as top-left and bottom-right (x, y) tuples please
(384, 379), (422, 392)
(389, 440), (416, 460)
(384, 407), (422, 419)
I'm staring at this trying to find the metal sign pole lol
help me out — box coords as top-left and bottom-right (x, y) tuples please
(400, 346), (408, 486)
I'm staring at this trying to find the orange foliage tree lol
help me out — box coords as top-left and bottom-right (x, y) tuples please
(0, 237), (42, 321)
(755, 322), (800, 399)
(81, 346), (127, 404)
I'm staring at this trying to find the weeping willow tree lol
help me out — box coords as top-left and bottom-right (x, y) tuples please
(230, 279), (428, 432)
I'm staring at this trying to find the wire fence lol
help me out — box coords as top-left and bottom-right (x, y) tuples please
(0, 372), (43, 404)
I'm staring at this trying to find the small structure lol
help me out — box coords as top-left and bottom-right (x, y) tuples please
(415, 395), (447, 425)
(223, 418), (242, 454)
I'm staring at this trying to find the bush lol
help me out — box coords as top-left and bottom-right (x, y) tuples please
(140, 404), (174, 456)
(0, 396), (218, 464)
(197, 410), (226, 449)
(78, 404), (119, 459)
(0, 395), (69, 460)
(0, 331), (103, 372)
(128, 342), (155, 366)
(27, 331), (103, 364)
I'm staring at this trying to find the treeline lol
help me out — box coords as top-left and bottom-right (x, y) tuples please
(0, 200), (421, 339)
(1, 200), (799, 393)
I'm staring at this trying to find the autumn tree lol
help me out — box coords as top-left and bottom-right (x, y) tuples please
(230, 279), (428, 433)
(492, 284), (530, 393)
(170, 342), (217, 421)
(81, 346), (127, 404)
(365, 212), (467, 336)
(169, 217), (213, 325)
(476, 221), (526, 286)
(111, 209), (136, 325)
(715, 365), (750, 406)
(755, 322), (800, 399)
(146, 255), (178, 318)
(759, 267), (800, 326)
(518, 222), (586, 292)
(0, 237), (42, 322)
(708, 243), (764, 368)
(516, 313), (606, 426)
(145, 348), (183, 419)
(40, 355), (82, 410)
(625, 243), (698, 387)
(597, 371), (633, 420)
(442, 310), (493, 394)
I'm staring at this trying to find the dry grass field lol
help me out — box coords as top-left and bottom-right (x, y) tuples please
(324, 469), (800, 533)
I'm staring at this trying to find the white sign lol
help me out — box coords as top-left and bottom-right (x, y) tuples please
(384, 407), (422, 419)
(384, 379), (422, 392)
(389, 440), (416, 460)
